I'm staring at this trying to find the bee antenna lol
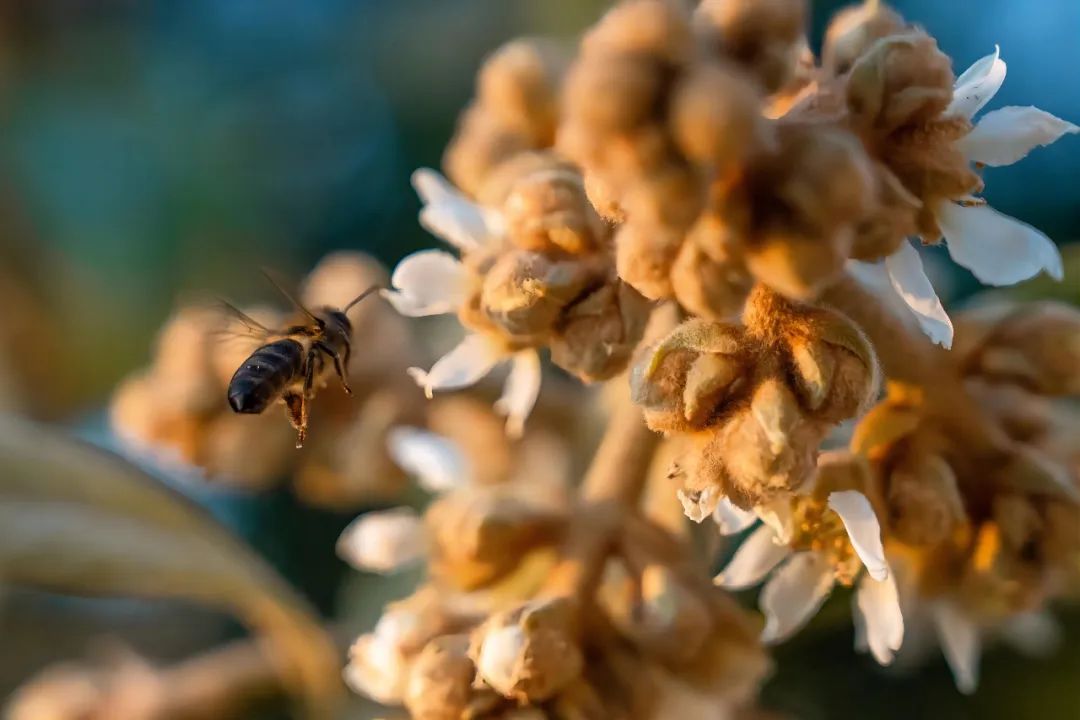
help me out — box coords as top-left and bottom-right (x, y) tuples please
(342, 285), (385, 313)
(260, 267), (320, 324)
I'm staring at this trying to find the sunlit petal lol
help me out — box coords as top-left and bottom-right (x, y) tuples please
(755, 498), (795, 544)
(760, 552), (836, 643)
(713, 497), (759, 536)
(343, 632), (408, 704)
(386, 426), (470, 493)
(493, 350), (542, 438)
(999, 611), (1062, 658)
(714, 525), (791, 590)
(932, 601), (981, 695)
(884, 242), (953, 349)
(381, 249), (467, 317)
(958, 106), (1080, 166)
(856, 572), (904, 665)
(948, 46), (1007, 119)
(337, 508), (427, 574)
(412, 168), (503, 252)
(407, 333), (503, 399)
(938, 202), (1064, 285)
(828, 490), (888, 581)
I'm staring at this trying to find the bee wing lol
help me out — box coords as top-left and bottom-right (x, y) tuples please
(213, 300), (276, 342)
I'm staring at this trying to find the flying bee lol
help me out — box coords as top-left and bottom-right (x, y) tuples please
(222, 272), (381, 448)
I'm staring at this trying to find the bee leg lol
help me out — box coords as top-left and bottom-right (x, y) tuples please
(315, 340), (352, 396)
(283, 392), (306, 448)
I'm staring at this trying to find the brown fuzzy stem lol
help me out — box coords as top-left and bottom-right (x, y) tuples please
(543, 304), (677, 599)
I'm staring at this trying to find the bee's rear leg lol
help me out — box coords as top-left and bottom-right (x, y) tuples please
(283, 392), (307, 448)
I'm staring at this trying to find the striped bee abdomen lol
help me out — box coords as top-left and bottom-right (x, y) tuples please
(228, 338), (305, 414)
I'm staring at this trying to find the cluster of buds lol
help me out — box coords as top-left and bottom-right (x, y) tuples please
(110, 252), (424, 507)
(559, 0), (888, 320)
(825, 299), (1080, 690)
(339, 425), (769, 719)
(385, 158), (650, 436)
(631, 284), (878, 516)
(443, 39), (566, 200)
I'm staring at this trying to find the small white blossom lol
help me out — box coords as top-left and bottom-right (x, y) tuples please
(337, 507), (427, 574)
(387, 426), (471, 493)
(343, 605), (425, 704)
(385, 168), (543, 436)
(714, 492), (903, 662)
(859, 46), (1076, 349)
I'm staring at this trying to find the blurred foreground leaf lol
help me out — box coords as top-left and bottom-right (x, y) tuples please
(0, 414), (341, 719)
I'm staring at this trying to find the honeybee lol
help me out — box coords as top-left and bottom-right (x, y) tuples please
(223, 273), (380, 448)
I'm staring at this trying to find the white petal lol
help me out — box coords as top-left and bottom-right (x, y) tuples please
(381, 249), (467, 317)
(337, 508), (427, 573)
(948, 46), (1007, 119)
(828, 490), (889, 581)
(999, 611), (1062, 657)
(412, 168), (502, 252)
(714, 525), (791, 590)
(884, 243), (954, 349)
(386, 426), (470, 493)
(856, 572), (904, 665)
(958, 106), (1080, 166)
(407, 333), (503, 399)
(755, 499), (795, 544)
(343, 633), (408, 704)
(493, 350), (542, 438)
(760, 552), (836, 644)
(713, 497), (759, 536)
(938, 202), (1064, 285)
(932, 601), (981, 695)
(852, 592), (869, 653)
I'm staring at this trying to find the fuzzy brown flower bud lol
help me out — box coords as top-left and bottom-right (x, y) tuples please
(822, 2), (908, 76)
(549, 279), (652, 383)
(846, 31), (954, 135)
(502, 167), (608, 255)
(427, 489), (565, 589)
(404, 635), (478, 720)
(694, 0), (808, 93)
(469, 597), (584, 703)
(669, 61), (766, 172)
(957, 302), (1080, 396)
(445, 40), (565, 197)
(888, 452), (966, 546)
(480, 251), (602, 341)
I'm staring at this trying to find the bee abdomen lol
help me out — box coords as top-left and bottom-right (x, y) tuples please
(228, 339), (304, 414)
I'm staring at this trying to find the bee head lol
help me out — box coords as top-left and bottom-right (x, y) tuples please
(325, 308), (352, 339)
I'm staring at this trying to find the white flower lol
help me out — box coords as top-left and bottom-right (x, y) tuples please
(383, 169), (542, 437)
(343, 605), (424, 704)
(336, 507), (427, 574)
(387, 425), (471, 494)
(857, 46), (1076, 349)
(713, 492), (904, 663)
(917, 597), (1061, 694)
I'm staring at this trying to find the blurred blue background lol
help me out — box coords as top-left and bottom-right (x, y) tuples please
(0, 1), (1077, 717)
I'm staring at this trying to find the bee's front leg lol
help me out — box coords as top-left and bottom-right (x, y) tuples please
(315, 340), (352, 396)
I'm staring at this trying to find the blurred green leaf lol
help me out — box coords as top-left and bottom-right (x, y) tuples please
(0, 414), (341, 719)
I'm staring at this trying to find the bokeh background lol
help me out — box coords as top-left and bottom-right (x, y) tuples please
(0, 1), (1078, 717)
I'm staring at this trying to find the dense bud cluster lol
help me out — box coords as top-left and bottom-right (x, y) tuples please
(342, 457), (769, 719)
(444, 40), (566, 199)
(632, 285), (877, 514)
